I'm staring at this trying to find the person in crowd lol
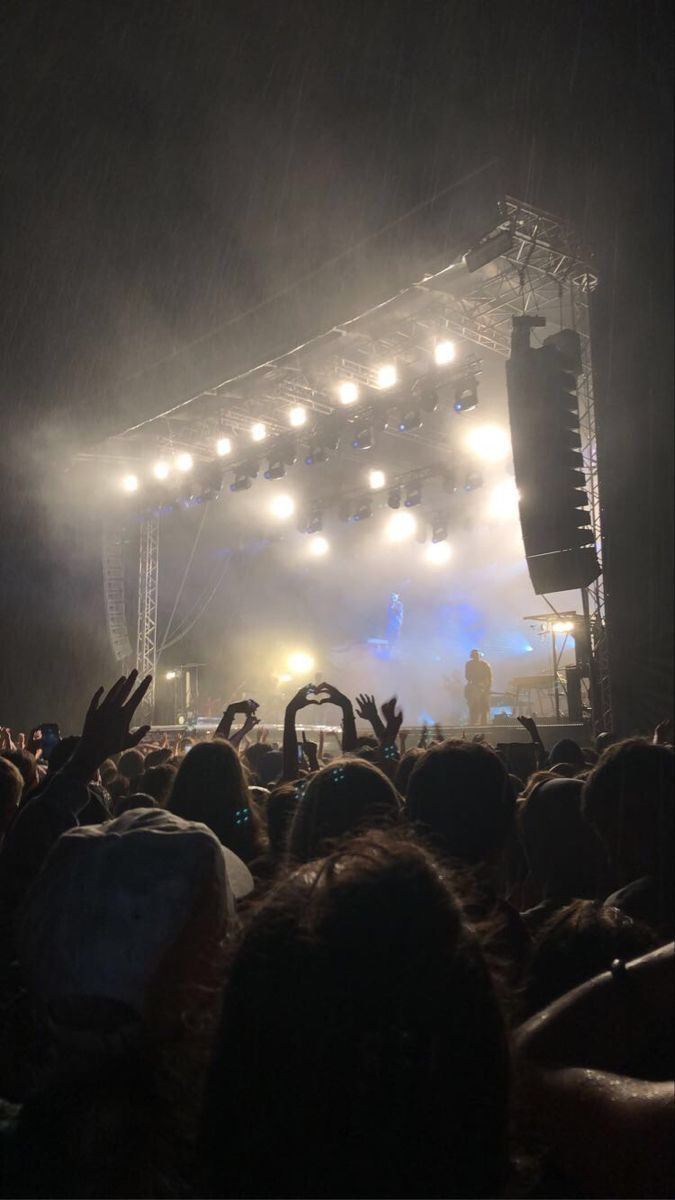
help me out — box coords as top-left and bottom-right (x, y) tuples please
(522, 898), (656, 1016)
(518, 776), (607, 934)
(202, 832), (511, 1199)
(30, 735), (112, 825)
(393, 746), (425, 797)
(0, 749), (41, 803)
(286, 758), (401, 863)
(167, 739), (267, 866)
(582, 738), (674, 938)
(0, 758), (23, 842)
(136, 762), (177, 807)
(265, 781), (300, 865)
(116, 748), (146, 787)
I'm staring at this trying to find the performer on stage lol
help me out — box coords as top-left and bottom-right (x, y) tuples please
(464, 648), (492, 725)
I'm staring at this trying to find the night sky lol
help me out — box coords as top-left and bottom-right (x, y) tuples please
(1, 0), (672, 731)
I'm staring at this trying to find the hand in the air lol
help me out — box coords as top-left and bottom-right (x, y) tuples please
(355, 693), (379, 724)
(75, 671), (152, 771)
(287, 684), (321, 714)
(653, 718), (673, 746)
(381, 696), (403, 741)
(315, 682), (351, 709)
(517, 715), (539, 739)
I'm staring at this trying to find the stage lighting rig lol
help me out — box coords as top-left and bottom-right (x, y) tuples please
(215, 437), (232, 457)
(351, 422), (374, 450)
(453, 377), (479, 413)
(264, 435), (297, 480)
(431, 514), (448, 543)
(352, 499), (373, 522)
(403, 482), (422, 508)
(412, 377), (439, 413)
(230, 459), (259, 492)
(387, 486), (401, 509)
(298, 504), (323, 534)
(396, 408), (423, 433)
(464, 470), (483, 492)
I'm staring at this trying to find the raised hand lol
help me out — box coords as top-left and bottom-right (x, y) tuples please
(301, 730), (319, 772)
(288, 684), (322, 714)
(517, 715), (540, 741)
(380, 696), (403, 743)
(315, 681), (351, 709)
(653, 718), (673, 746)
(355, 693), (386, 740)
(72, 670), (152, 774)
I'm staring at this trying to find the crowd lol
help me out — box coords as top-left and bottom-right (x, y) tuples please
(0, 671), (672, 1198)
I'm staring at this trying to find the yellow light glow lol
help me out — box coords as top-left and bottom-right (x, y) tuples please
(425, 541), (452, 565)
(251, 422), (267, 442)
(308, 535), (329, 557)
(487, 478), (520, 520)
(337, 380), (359, 406)
(376, 364), (398, 390)
(152, 460), (170, 481)
(551, 620), (575, 633)
(216, 437), (232, 457)
(465, 424), (511, 463)
(368, 468), (386, 490)
(287, 651), (315, 676)
(175, 452), (194, 472)
(121, 473), (139, 493)
(288, 406), (307, 428)
(386, 510), (417, 542)
(270, 494), (295, 520)
(165, 670), (177, 680)
(434, 339), (456, 366)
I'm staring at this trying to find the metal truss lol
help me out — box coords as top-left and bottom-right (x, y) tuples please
(136, 516), (159, 721)
(102, 524), (133, 664)
(94, 196), (610, 729)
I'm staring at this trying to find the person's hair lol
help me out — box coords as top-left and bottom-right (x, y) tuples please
(522, 899), (656, 1017)
(582, 739), (674, 884)
(547, 738), (585, 769)
(117, 749), (145, 782)
(406, 740), (515, 865)
(99, 758), (118, 784)
(287, 758), (401, 863)
(265, 782), (299, 859)
(394, 747), (425, 797)
(114, 792), (160, 816)
(519, 777), (606, 902)
(137, 764), (177, 806)
(168, 739), (266, 863)
(1, 749), (39, 794)
(202, 832), (510, 1199)
(521, 769), (559, 798)
(0, 756), (23, 835)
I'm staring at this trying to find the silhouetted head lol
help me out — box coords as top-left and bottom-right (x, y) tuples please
(287, 758), (401, 863)
(548, 738), (585, 769)
(202, 832), (510, 1199)
(470, 649), (480, 661)
(519, 777), (606, 901)
(168, 739), (265, 863)
(138, 764), (177, 806)
(1, 749), (39, 795)
(0, 756), (23, 835)
(117, 749), (145, 783)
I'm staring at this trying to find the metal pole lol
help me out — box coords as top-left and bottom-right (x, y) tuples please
(551, 629), (561, 722)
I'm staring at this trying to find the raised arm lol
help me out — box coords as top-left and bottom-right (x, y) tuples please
(317, 682), (357, 753)
(282, 685), (318, 782)
(517, 714), (547, 769)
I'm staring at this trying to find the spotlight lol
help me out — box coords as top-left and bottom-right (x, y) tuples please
(487, 478), (519, 520)
(263, 461), (286, 480)
(386, 510), (417, 542)
(431, 515), (448, 543)
(304, 441), (327, 465)
(165, 670), (177, 681)
(308, 535), (329, 558)
(152, 461), (170, 481)
(413, 378), (439, 412)
(287, 650), (315, 676)
(453, 378), (479, 413)
(377, 364), (398, 390)
(352, 423), (374, 450)
(337, 380), (359, 406)
(298, 504), (322, 534)
(434, 339), (456, 366)
(215, 437), (232, 457)
(251, 422), (267, 442)
(270, 494), (295, 520)
(288, 406), (307, 428)
(175, 452), (194, 472)
(404, 483), (422, 507)
(551, 620), (575, 634)
(369, 468), (386, 490)
(352, 500), (372, 522)
(426, 541), (453, 565)
(387, 486), (401, 509)
(230, 473), (253, 492)
(397, 409), (422, 432)
(465, 424), (511, 463)
(464, 470), (483, 492)
(121, 473), (139, 493)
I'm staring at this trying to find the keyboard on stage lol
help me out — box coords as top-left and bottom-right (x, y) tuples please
(509, 674), (558, 690)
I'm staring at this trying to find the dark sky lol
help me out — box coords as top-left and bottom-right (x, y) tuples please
(1, 0), (672, 730)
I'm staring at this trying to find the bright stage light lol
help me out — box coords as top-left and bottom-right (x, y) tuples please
(270, 494), (295, 520)
(288, 406), (307, 428)
(337, 380), (359, 406)
(487, 478), (520, 520)
(376, 364), (398, 390)
(121, 473), (139, 494)
(175, 452), (194, 472)
(434, 339), (456, 366)
(308, 535), (329, 557)
(465, 424), (511, 463)
(287, 651), (315, 676)
(152, 460), (170, 481)
(165, 670), (177, 680)
(551, 620), (575, 634)
(216, 437), (232, 457)
(251, 422), (267, 442)
(386, 510), (417, 542)
(369, 468), (386, 490)
(425, 541), (453, 565)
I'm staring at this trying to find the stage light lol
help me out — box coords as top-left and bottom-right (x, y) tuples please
(289, 405), (307, 428)
(264, 462), (286, 480)
(487, 478), (520, 520)
(551, 620), (575, 633)
(152, 460), (170, 481)
(165, 670), (177, 680)
(397, 409), (422, 432)
(377, 364), (398, 390)
(352, 500), (372, 522)
(270, 494), (295, 520)
(304, 441), (327, 465)
(404, 482), (422, 507)
(413, 378), (439, 412)
(216, 437), (232, 457)
(230, 473), (253, 492)
(369, 468), (386, 490)
(287, 651), (315, 676)
(121, 473), (139, 493)
(251, 422), (267, 442)
(387, 486), (401, 509)
(308, 535), (329, 557)
(299, 504), (322, 534)
(352, 424), (373, 450)
(175, 452), (193, 473)
(386, 510), (417, 542)
(431, 515), (448, 543)
(453, 378), (479, 413)
(466, 424), (511, 463)
(425, 541), (452, 565)
(464, 470), (483, 492)
(337, 380), (359, 406)
(434, 339), (457, 366)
